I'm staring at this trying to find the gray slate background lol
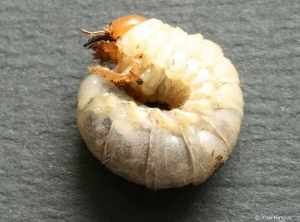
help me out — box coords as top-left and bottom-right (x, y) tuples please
(1, 0), (299, 221)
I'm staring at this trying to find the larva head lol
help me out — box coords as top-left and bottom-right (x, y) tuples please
(109, 15), (146, 39)
(81, 15), (146, 47)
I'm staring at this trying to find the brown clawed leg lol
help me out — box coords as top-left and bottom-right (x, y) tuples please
(126, 58), (144, 85)
(89, 65), (131, 82)
(89, 59), (144, 84)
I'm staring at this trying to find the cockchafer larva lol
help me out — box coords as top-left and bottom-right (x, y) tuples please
(77, 15), (244, 189)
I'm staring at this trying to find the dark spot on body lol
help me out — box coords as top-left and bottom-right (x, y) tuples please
(212, 155), (225, 173)
(102, 118), (112, 128)
(136, 78), (143, 85)
(94, 117), (112, 140)
(211, 150), (215, 157)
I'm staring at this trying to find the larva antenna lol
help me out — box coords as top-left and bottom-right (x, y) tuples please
(80, 28), (107, 36)
(81, 29), (112, 47)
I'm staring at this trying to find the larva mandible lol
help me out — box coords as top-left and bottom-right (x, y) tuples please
(77, 15), (243, 189)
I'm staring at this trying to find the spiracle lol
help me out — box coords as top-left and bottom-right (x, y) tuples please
(77, 15), (244, 189)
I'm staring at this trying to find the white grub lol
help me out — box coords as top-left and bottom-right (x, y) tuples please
(78, 17), (243, 189)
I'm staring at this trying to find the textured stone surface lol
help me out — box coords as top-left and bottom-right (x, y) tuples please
(1, 0), (299, 221)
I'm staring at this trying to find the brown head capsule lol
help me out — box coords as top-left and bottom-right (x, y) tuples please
(81, 15), (146, 47)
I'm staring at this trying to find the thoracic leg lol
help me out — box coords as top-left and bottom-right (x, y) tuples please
(89, 65), (131, 82)
(89, 57), (144, 83)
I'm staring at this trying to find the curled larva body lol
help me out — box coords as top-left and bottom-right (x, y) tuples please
(78, 15), (243, 189)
